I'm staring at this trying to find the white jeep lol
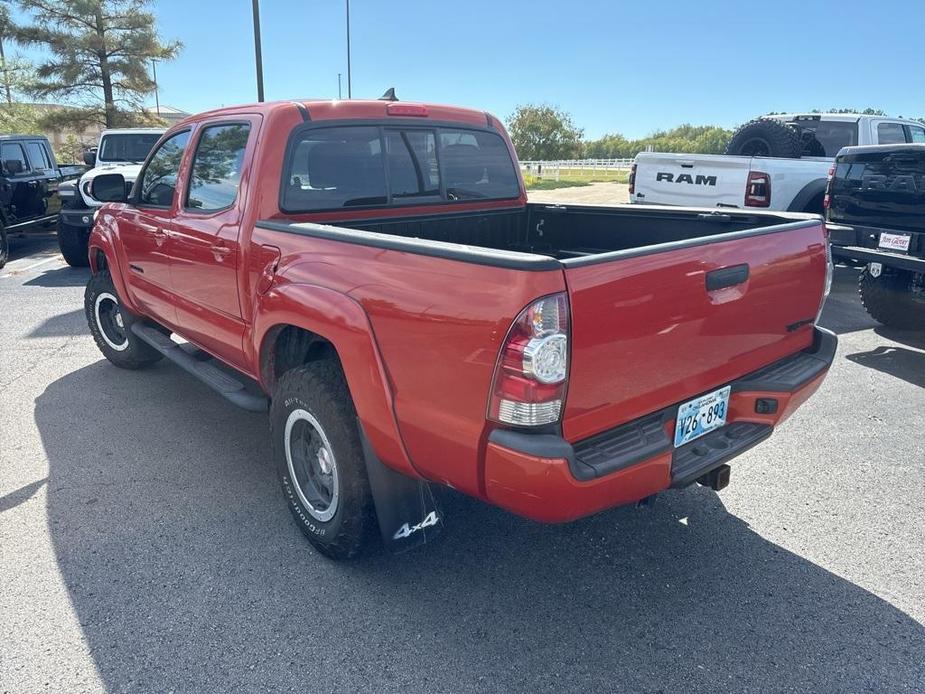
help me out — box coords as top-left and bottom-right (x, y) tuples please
(58, 128), (165, 266)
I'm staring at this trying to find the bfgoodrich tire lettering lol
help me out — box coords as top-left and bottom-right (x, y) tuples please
(84, 270), (163, 369)
(270, 362), (377, 559)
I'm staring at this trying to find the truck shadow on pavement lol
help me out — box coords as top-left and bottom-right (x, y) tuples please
(35, 362), (925, 693)
(846, 345), (925, 388)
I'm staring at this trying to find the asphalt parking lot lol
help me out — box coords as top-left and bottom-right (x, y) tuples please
(1, 233), (923, 693)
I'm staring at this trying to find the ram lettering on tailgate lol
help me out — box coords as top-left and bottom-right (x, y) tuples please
(656, 172), (717, 186)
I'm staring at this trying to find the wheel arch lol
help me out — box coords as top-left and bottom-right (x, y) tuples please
(254, 283), (421, 479)
(787, 178), (828, 214)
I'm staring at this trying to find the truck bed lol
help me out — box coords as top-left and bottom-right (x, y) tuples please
(269, 203), (815, 263)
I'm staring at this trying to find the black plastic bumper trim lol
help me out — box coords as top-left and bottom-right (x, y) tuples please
(490, 326), (835, 483)
(670, 421), (772, 488)
(58, 208), (94, 230)
(831, 245), (925, 273)
(733, 326), (836, 393)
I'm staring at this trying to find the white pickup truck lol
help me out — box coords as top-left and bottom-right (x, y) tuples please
(630, 114), (925, 214)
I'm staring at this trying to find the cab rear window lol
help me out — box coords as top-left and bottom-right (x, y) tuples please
(282, 125), (519, 212)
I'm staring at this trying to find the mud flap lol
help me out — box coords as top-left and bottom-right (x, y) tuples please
(359, 426), (443, 553)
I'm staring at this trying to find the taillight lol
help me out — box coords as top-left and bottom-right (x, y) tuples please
(744, 171), (771, 207)
(629, 162), (637, 196)
(823, 166), (834, 211)
(816, 228), (833, 324)
(488, 293), (570, 427)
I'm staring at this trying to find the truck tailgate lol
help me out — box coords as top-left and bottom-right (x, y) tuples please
(561, 220), (828, 442)
(634, 153), (751, 208)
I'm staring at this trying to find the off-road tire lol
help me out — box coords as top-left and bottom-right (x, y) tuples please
(858, 266), (925, 330)
(84, 270), (163, 368)
(270, 362), (377, 559)
(725, 118), (804, 158)
(0, 225), (7, 269)
(58, 220), (90, 267)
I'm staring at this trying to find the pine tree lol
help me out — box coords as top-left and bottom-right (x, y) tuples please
(14, 0), (180, 128)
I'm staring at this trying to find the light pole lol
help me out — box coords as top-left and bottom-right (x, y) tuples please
(252, 0), (265, 102)
(150, 59), (160, 116)
(337, 73), (342, 99)
(345, 0), (352, 98)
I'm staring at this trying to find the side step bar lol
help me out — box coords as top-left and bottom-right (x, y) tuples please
(131, 323), (268, 412)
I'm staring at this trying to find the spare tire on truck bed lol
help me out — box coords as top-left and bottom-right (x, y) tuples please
(725, 118), (804, 158)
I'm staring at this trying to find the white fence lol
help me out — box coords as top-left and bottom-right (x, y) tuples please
(519, 158), (634, 181)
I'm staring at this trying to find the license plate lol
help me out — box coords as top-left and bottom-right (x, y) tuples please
(674, 386), (731, 448)
(878, 232), (911, 252)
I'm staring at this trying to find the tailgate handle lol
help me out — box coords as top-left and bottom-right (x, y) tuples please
(706, 264), (749, 291)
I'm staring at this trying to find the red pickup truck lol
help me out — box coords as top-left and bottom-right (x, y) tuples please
(84, 98), (836, 559)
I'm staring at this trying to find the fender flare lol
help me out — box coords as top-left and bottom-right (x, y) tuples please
(252, 282), (422, 480)
(87, 217), (142, 316)
(787, 178), (828, 213)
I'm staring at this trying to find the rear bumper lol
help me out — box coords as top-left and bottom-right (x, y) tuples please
(484, 326), (836, 523)
(828, 223), (925, 272)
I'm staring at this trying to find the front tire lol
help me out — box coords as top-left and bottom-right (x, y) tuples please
(84, 270), (163, 368)
(58, 220), (90, 267)
(858, 266), (925, 330)
(270, 362), (377, 559)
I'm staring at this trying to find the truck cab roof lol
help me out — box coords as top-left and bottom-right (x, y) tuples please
(178, 98), (496, 128)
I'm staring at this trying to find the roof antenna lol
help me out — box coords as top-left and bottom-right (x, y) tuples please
(379, 87), (398, 102)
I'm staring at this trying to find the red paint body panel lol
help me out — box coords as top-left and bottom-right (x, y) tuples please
(87, 98), (834, 525)
(562, 225), (828, 441)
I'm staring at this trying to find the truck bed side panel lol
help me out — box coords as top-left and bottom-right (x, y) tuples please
(562, 221), (827, 442)
(250, 225), (566, 497)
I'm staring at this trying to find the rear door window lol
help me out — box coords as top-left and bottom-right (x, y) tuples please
(25, 142), (52, 172)
(905, 125), (925, 143)
(186, 123), (251, 211)
(877, 123), (906, 145)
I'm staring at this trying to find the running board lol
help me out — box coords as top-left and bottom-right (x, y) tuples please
(131, 323), (268, 412)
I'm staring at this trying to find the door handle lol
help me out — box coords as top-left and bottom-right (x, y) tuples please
(210, 243), (233, 261)
(706, 264), (749, 291)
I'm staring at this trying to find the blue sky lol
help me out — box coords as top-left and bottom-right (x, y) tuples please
(14, 1), (925, 139)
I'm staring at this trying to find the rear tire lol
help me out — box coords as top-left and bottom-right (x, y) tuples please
(58, 220), (90, 267)
(858, 266), (925, 330)
(84, 270), (163, 368)
(725, 118), (803, 158)
(0, 225), (7, 269)
(270, 362), (377, 559)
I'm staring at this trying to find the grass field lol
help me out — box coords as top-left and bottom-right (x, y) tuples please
(522, 168), (630, 190)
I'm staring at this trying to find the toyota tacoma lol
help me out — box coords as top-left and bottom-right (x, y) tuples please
(82, 98), (836, 558)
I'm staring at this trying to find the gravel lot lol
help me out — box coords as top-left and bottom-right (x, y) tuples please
(528, 181), (629, 205)
(1, 228), (923, 693)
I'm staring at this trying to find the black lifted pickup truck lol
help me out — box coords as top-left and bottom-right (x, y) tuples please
(827, 143), (925, 329)
(0, 135), (83, 269)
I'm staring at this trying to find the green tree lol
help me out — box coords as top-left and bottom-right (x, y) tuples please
(507, 104), (584, 160)
(13, 0), (180, 129)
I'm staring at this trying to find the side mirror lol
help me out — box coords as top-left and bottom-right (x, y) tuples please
(3, 159), (23, 175)
(83, 150), (97, 167)
(91, 173), (128, 202)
